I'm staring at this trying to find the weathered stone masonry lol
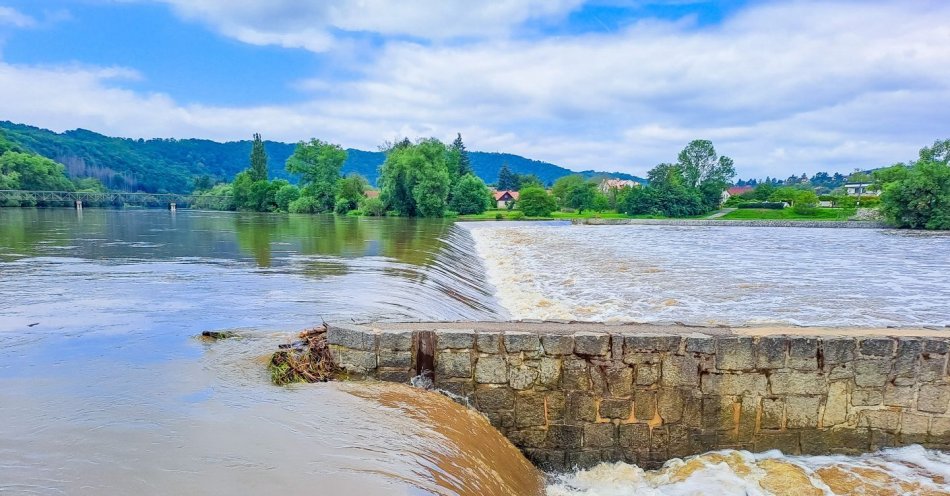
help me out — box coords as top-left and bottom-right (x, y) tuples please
(327, 323), (950, 471)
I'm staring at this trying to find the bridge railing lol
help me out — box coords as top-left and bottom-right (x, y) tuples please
(0, 190), (234, 209)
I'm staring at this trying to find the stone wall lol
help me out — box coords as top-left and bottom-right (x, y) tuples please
(327, 323), (950, 471)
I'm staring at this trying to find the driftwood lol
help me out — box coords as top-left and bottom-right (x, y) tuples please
(269, 324), (337, 385)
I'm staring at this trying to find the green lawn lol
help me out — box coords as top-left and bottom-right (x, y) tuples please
(718, 208), (857, 221)
(457, 209), (706, 221)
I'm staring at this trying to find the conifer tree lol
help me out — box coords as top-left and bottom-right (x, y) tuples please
(249, 133), (268, 181)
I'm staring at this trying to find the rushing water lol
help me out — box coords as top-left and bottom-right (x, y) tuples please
(2, 209), (950, 495)
(468, 223), (950, 327)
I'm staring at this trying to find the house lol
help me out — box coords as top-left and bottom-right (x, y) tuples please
(599, 179), (640, 193)
(727, 186), (754, 197)
(364, 190), (380, 199)
(843, 183), (879, 196)
(493, 190), (519, 209)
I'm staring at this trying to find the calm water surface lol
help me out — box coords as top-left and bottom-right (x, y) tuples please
(3, 209), (950, 495)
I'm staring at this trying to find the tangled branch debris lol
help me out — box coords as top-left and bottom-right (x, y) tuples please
(269, 324), (337, 385)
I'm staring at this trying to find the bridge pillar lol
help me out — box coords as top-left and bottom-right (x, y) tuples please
(75, 200), (83, 210)
(169, 202), (177, 212)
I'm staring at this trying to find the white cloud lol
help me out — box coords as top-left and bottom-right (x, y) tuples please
(2, 1), (949, 179)
(0, 6), (36, 28)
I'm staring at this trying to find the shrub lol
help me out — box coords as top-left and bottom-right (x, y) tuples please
(495, 212), (504, 220)
(359, 197), (386, 216)
(518, 186), (557, 217)
(737, 202), (786, 209)
(449, 173), (491, 214)
(334, 197), (352, 214)
(792, 203), (818, 215)
(288, 196), (321, 213)
(275, 184), (301, 212)
(508, 211), (525, 220)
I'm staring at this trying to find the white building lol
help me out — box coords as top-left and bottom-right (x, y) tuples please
(843, 183), (879, 196)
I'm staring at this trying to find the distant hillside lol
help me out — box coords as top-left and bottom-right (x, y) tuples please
(0, 122), (644, 193)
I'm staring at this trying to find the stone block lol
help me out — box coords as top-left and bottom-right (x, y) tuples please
(561, 359), (591, 390)
(894, 339), (922, 377)
(523, 449), (566, 472)
(541, 334), (574, 355)
(859, 338), (894, 357)
(788, 338), (819, 370)
(508, 428), (547, 448)
(859, 409), (900, 431)
(566, 392), (597, 422)
(590, 366), (608, 395)
(754, 432), (801, 455)
(327, 324), (376, 351)
(852, 359), (890, 388)
(377, 368), (411, 383)
(546, 391), (566, 421)
(635, 363), (659, 387)
(785, 396), (821, 428)
(515, 393), (546, 427)
(539, 357), (562, 387)
(634, 390), (657, 422)
(685, 335), (715, 354)
(823, 381), (849, 426)
(605, 365), (633, 397)
(435, 379), (473, 399)
(702, 396), (736, 431)
(821, 338), (856, 366)
(574, 332), (610, 356)
(883, 384), (915, 408)
(475, 386), (514, 411)
(624, 334), (680, 353)
(801, 429), (869, 454)
(623, 352), (660, 365)
(584, 423), (617, 448)
(600, 398), (632, 419)
(509, 365), (539, 390)
(925, 339), (950, 354)
(476, 332), (502, 354)
(435, 351), (472, 379)
(901, 412), (931, 436)
(567, 450), (603, 469)
(657, 389), (686, 424)
(547, 424), (584, 449)
(716, 337), (755, 371)
(852, 388), (884, 406)
(661, 354), (700, 387)
(618, 423), (650, 448)
(920, 354), (947, 383)
(666, 425), (704, 458)
(475, 356), (508, 384)
(649, 425), (670, 454)
(931, 416), (950, 436)
(336, 349), (377, 372)
(437, 329), (475, 349)
(378, 350), (412, 368)
(769, 371), (825, 396)
(378, 330), (413, 351)
(756, 336), (787, 369)
(717, 373), (768, 396)
(504, 331), (540, 353)
(761, 397), (785, 429)
(918, 384), (950, 413)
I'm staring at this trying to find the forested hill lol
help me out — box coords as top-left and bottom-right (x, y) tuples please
(0, 121), (644, 193)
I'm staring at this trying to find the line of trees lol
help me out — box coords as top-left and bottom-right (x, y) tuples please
(875, 139), (949, 230)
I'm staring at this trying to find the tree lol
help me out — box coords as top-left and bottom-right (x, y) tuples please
(275, 184), (301, 211)
(879, 140), (950, 229)
(551, 174), (585, 207)
(517, 186), (557, 217)
(677, 139), (735, 190)
(336, 173), (369, 213)
(516, 174), (543, 189)
(568, 181), (597, 212)
(286, 139), (347, 212)
(0, 151), (75, 191)
(449, 173), (491, 214)
(378, 138), (452, 217)
(592, 192), (610, 212)
(249, 133), (268, 181)
(497, 163), (519, 190)
(448, 133), (472, 178)
(647, 163), (685, 188)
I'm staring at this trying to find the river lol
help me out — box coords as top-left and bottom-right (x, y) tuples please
(2, 209), (950, 495)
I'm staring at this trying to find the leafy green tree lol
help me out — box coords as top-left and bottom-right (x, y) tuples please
(879, 141), (950, 229)
(646, 163), (684, 188)
(449, 173), (491, 214)
(551, 174), (584, 207)
(193, 174), (214, 191)
(791, 190), (820, 215)
(0, 151), (75, 191)
(249, 133), (268, 181)
(497, 163), (519, 190)
(592, 192), (610, 212)
(620, 184), (705, 217)
(275, 184), (301, 211)
(288, 196), (321, 213)
(286, 139), (347, 212)
(359, 196), (385, 216)
(569, 181), (597, 212)
(336, 173), (369, 213)
(379, 138), (452, 217)
(517, 186), (557, 217)
(677, 139), (735, 190)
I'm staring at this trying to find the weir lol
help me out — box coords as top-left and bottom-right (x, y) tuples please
(327, 321), (950, 471)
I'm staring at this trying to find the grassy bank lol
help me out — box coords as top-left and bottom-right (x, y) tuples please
(457, 209), (704, 221)
(719, 208), (857, 221)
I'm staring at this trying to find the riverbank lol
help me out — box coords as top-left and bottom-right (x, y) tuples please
(572, 218), (886, 228)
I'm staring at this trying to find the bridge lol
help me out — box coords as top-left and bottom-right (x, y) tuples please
(0, 190), (233, 210)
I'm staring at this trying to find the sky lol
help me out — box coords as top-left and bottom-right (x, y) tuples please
(0, 1), (947, 179)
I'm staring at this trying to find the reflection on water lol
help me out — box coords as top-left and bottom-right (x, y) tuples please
(468, 223), (950, 327)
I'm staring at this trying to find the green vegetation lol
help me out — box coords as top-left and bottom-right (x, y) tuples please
(450, 174), (492, 215)
(1, 130), (81, 206)
(720, 208), (857, 221)
(517, 186), (558, 217)
(876, 139), (950, 230)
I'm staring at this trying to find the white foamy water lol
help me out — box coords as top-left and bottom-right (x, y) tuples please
(468, 223), (950, 327)
(546, 446), (950, 495)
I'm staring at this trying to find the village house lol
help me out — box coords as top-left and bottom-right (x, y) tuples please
(843, 182), (879, 196)
(598, 178), (640, 193)
(493, 190), (519, 209)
